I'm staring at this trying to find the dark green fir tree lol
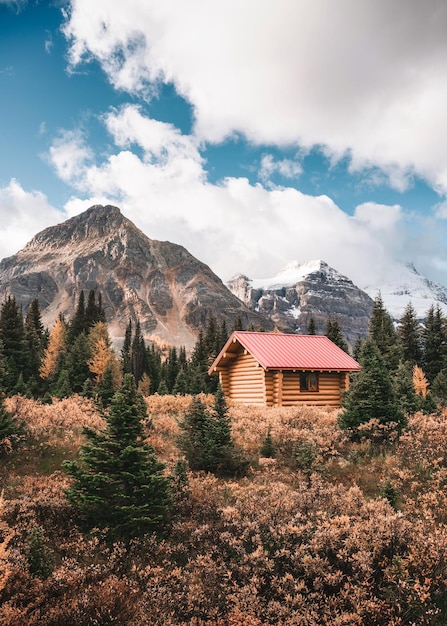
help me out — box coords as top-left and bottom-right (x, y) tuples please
(325, 316), (349, 353)
(397, 302), (422, 367)
(64, 374), (172, 541)
(307, 317), (316, 335)
(368, 292), (401, 372)
(338, 338), (406, 440)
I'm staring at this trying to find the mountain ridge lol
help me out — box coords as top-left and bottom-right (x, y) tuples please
(0, 205), (273, 349)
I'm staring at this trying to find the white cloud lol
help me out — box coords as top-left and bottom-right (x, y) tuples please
(63, 0), (447, 195)
(259, 154), (303, 184)
(0, 179), (64, 259)
(48, 106), (413, 288)
(47, 129), (94, 187)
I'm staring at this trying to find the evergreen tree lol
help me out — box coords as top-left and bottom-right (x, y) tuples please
(65, 332), (92, 393)
(64, 374), (172, 540)
(352, 336), (364, 363)
(157, 379), (169, 395)
(121, 319), (132, 375)
(166, 347), (180, 392)
(325, 316), (349, 353)
(422, 305), (446, 382)
(368, 292), (401, 371)
(12, 372), (27, 396)
(233, 315), (243, 331)
(172, 368), (188, 395)
(24, 299), (45, 382)
(339, 338), (406, 440)
(217, 319), (229, 349)
(146, 344), (162, 394)
(432, 368), (447, 404)
(307, 317), (316, 335)
(393, 361), (420, 417)
(178, 388), (248, 477)
(397, 303), (422, 367)
(68, 291), (86, 344)
(131, 321), (147, 383)
(0, 296), (27, 392)
(95, 365), (116, 408)
(51, 369), (72, 399)
(85, 289), (105, 329)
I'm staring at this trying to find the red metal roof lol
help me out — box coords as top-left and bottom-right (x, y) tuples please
(209, 331), (361, 373)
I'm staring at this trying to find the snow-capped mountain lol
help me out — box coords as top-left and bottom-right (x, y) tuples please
(362, 262), (447, 319)
(227, 260), (374, 345)
(228, 259), (447, 345)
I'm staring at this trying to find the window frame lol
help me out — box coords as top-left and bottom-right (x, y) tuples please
(299, 371), (319, 392)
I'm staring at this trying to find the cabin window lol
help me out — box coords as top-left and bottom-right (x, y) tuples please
(300, 372), (319, 392)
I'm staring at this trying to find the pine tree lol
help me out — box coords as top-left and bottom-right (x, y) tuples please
(68, 291), (86, 344)
(121, 319), (132, 375)
(131, 321), (147, 383)
(368, 292), (401, 371)
(146, 344), (162, 394)
(166, 347), (180, 392)
(65, 332), (92, 393)
(422, 305), (446, 382)
(173, 369), (188, 395)
(393, 361), (420, 417)
(85, 289), (103, 329)
(325, 316), (349, 353)
(352, 336), (364, 363)
(339, 338), (406, 440)
(64, 374), (172, 540)
(178, 388), (248, 477)
(0, 296), (27, 392)
(307, 317), (316, 335)
(397, 303), (422, 367)
(432, 368), (447, 404)
(24, 299), (45, 382)
(51, 369), (72, 399)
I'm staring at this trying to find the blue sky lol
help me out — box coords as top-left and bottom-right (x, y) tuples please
(1, 0), (447, 290)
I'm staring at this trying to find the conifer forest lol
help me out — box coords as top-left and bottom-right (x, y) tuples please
(2, 291), (447, 624)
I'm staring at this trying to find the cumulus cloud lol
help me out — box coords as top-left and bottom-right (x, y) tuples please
(47, 129), (94, 187)
(48, 105), (414, 288)
(63, 0), (447, 195)
(0, 180), (64, 258)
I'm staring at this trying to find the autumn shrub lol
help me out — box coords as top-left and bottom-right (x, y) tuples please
(2, 395), (447, 624)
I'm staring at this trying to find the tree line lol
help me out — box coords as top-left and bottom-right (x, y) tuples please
(1, 290), (447, 407)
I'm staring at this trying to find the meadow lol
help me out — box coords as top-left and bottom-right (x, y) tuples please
(1, 394), (447, 625)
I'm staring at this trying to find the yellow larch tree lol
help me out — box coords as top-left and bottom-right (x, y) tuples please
(39, 318), (67, 380)
(413, 364), (429, 399)
(87, 322), (122, 389)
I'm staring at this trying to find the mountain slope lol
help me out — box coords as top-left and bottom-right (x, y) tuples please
(0, 205), (272, 348)
(362, 262), (447, 320)
(227, 260), (374, 345)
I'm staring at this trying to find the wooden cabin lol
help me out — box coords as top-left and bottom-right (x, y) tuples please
(208, 331), (361, 407)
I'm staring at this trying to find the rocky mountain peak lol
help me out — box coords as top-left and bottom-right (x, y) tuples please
(228, 260), (374, 346)
(0, 205), (271, 349)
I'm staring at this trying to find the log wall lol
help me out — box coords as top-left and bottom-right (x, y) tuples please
(221, 351), (350, 407)
(280, 371), (342, 406)
(225, 351), (266, 405)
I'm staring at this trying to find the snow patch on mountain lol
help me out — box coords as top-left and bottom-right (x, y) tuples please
(362, 262), (447, 319)
(250, 259), (344, 290)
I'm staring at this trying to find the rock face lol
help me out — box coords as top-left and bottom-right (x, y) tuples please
(227, 260), (374, 346)
(0, 205), (272, 349)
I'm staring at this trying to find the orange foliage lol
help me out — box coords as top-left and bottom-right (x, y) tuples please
(1, 395), (447, 624)
(39, 319), (66, 380)
(413, 364), (429, 398)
